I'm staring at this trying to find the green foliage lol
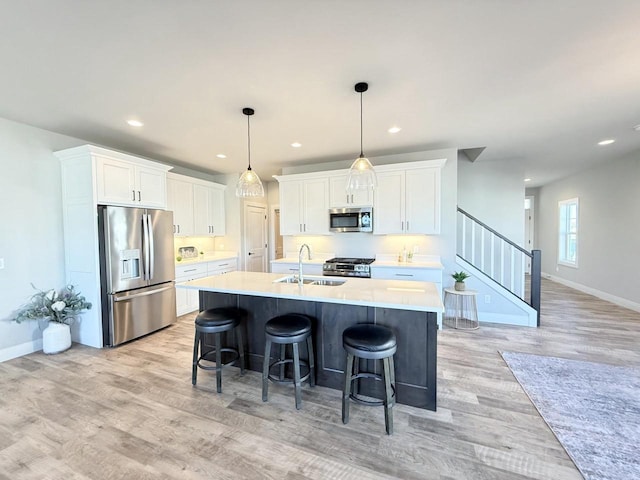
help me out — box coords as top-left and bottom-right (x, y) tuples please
(15, 284), (92, 325)
(451, 271), (470, 282)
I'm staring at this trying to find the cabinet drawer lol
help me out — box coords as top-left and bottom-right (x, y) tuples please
(175, 263), (208, 281)
(208, 259), (238, 275)
(371, 267), (442, 283)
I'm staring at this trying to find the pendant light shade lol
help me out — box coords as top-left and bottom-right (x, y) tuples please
(346, 82), (377, 193)
(236, 107), (265, 197)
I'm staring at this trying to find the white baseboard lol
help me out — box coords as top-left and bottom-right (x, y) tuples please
(542, 272), (640, 314)
(478, 312), (536, 327)
(0, 339), (42, 363)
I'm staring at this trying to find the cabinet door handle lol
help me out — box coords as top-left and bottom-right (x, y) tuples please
(184, 268), (197, 273)
(132, 190), (136, 201)
(346, 194), (349, 204)
(300, 223), (302, 232)
(351, 194), (354, 203)
(210, 225), (214, 234)
(218, 263), (228, 267)
(304, 223), (306, 232)
(137, 191), (141, 202)
(177, 225), (180, 233)
(395, 273), (413, 277)
(401, 221), (404, 231)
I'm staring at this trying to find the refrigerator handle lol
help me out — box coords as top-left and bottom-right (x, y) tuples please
(113, 284), (174, 302)
(147, 212), (155, 280)
(142, 213), (150, 280)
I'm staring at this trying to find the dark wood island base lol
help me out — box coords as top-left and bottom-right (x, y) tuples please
(200, 291), (437, 411)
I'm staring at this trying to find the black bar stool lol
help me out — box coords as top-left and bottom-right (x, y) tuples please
(342, 324), (397, 435)
(192, 307), (246, 393)
(262, 314), (315, 409)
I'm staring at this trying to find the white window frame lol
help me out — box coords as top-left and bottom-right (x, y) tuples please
(558, 197), (579, 268)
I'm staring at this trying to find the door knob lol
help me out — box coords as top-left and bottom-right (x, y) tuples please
(248, 252), (253, 255)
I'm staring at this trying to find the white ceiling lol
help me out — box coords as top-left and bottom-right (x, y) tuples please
(1, 0), (640, 186)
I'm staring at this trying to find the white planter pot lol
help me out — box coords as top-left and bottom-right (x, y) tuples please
(42, 322), (72, 354)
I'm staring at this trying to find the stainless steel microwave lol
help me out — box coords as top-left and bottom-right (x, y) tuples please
(329, 207), (373, 233)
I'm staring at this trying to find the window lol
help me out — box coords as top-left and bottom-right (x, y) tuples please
(558, 197), (579, 267)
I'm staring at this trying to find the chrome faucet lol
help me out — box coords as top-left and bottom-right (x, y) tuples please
(298, 244), (312, 286)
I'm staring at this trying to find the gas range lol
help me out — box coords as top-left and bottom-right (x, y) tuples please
(322, 257), (375, 278)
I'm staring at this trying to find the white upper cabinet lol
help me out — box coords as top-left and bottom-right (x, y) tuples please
(95, 155), (168, 208)
(193, 182), (226, 236)
(329, 173), (373, 207)
(276, 176), (330, 235)
(373, 160), (445, 235)
(166, 175), (194, 235)
(167, 173), (226, 237)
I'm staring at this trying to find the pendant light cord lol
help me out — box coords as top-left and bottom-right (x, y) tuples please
(247, 114), (252, 170)
(359, 91), (364, 158)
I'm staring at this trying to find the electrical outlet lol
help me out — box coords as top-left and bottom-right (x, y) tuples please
(484, 295), (491, 304)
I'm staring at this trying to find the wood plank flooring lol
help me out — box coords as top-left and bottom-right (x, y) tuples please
(1, 278), (638, 479)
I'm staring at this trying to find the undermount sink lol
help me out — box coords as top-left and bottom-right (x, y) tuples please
(273, 275), (346, 286)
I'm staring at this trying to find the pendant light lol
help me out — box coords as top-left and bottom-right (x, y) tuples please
(346, 82), (377, 193)
(236, 107), (265, 197)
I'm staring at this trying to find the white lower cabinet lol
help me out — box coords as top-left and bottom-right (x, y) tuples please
(175, 258), (237, 316)
(371, 266), (443, 329)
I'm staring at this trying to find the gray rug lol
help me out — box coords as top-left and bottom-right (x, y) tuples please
(501, 352), (640, 480)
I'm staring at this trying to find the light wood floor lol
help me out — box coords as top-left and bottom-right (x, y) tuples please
(1, 278), (638, 479)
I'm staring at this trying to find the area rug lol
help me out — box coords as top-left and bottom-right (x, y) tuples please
(501, 352), (640, 480)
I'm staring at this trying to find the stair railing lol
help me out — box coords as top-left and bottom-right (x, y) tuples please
(457, 206), (541, 325)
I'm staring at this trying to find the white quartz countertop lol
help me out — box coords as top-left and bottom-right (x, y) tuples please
(180, 271), (444, 313)
(175, 252), (238, 266)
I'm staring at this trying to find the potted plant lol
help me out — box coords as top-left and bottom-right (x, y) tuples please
(15, 285), (92, 354)
(451, 271), (470, 291)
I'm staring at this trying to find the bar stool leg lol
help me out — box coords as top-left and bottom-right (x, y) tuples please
(279, 344), (286, 381)
(306, 336), (315, 387)
(292, 342), (302, 410)
(262, 339), (271, 402)
(214, 332), (223, 393)
(383, 357), (394, 435)
(192, 330), (200, 385)
(236, 327), (245, 375)
(388, 354), (396, 406)
(342, 353), (354, 424)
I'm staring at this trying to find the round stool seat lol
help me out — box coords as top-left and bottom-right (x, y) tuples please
(196, 307), (242, 329)
(265, 314), (312, 338)
(343, 324), (397, 356)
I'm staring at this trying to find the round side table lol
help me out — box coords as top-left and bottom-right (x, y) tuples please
(443, 288), (479, 330)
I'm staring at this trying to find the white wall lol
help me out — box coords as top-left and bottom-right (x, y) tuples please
(537, 151), (640, 308)
(458, 157), (525, 244)
(456, 155), (531, 323)
(0, 118), (84, 361)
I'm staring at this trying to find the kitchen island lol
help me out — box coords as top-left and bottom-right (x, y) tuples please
(180, 271), (443, 410)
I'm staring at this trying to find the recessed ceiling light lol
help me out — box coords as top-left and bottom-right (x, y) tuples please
(388, 126), (401, 134)
(291, 142), (302, 148)
(598, 139), (615, 146)
(127, 119), (143, 127)
(524, 178), (532, 182)
(216, 154), (227, 159)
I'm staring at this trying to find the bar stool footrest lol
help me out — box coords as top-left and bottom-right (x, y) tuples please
(198, 348), (240, 370)
(267, 359), (311, 384)
(348, 372), (396, 406)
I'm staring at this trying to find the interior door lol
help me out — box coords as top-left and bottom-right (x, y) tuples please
(244, 203), (267, 272)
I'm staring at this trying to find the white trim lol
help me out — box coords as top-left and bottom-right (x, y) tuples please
(478, 312), (536, 327)
(269, 204), (280, 268)
(0, 339), (42, 363)
(542, 272), (640, 314)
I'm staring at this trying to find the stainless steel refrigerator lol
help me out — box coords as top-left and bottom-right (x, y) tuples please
(98, 205), (176, 346)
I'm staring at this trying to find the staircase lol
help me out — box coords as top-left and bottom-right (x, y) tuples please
(457, 207), (541, 326)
